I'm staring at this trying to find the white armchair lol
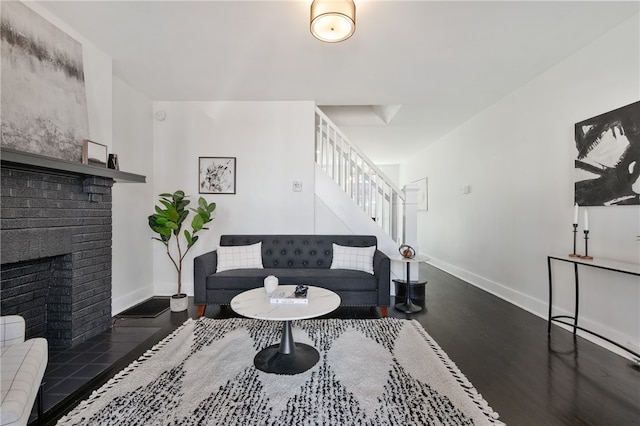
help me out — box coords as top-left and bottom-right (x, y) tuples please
(0, 316), (48, 426)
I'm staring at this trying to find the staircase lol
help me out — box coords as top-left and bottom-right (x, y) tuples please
(315, 107), (404, 245)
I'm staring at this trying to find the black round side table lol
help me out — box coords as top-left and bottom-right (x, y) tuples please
(392, 255), (428, 313)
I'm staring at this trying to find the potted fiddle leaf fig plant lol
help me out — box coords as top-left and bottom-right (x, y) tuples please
(148, 190), (216, 312)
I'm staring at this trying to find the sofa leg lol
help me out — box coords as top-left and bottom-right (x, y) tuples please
(197, 305), (206, 318)
(379, 306), (388, 318)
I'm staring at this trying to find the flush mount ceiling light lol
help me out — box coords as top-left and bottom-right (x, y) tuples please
(310, 0), (356, 43)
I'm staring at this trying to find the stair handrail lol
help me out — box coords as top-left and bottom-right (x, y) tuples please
(315, 107), (404, 243)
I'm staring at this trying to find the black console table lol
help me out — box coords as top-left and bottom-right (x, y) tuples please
(547, 255), (640, 359)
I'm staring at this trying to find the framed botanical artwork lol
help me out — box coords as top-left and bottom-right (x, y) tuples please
(82, 140), (108, 166)
(199, 157), (236, 194)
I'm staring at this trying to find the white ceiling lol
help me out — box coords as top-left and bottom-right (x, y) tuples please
(36, 1), (639, 164)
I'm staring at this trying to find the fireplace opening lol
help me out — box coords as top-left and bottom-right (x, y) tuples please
(1, 255), (73, 347)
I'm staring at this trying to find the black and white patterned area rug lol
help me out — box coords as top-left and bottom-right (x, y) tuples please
(57, 318), (503, 425)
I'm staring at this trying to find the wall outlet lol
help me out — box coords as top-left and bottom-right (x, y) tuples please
(637, 235), (640, 242)
(461, 185), (471, 194)
(293, 180), (302, 192)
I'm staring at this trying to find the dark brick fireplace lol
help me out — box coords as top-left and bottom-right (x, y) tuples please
(1, 165), (114, 348)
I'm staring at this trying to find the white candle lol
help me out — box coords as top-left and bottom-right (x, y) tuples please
(584, 210), (589, 231)
(573, 203), (579, 225)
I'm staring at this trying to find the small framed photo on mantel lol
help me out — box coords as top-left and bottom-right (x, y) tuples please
(82, 140), (108, 167)
(199, 157), (236, 194)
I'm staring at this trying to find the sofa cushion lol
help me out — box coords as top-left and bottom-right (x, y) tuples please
(216, 242), (264, 273)
(206, 268), (378, 292)
(330, 244), (375, 274)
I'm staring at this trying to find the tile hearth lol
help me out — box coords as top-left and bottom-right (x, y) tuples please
(39, 323), (162, 422)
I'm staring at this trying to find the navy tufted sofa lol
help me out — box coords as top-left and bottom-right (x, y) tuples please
(194, 235), (390, 317)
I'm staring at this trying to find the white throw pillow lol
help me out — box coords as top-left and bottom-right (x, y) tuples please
(330, 244), (375, 275)
(216, 242), (264, 272)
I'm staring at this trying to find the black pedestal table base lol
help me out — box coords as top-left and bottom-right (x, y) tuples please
(394, 289), (423, 314)
(253, 320), (320, 375)
(254, 343), (320, 375)
(393, 257), (428, 314)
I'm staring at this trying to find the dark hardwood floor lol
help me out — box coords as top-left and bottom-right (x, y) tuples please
(36, 264), (640, 425)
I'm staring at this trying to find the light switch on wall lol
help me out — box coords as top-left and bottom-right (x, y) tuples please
(461, 185), (471, 194)
(293, 180), (303, 192)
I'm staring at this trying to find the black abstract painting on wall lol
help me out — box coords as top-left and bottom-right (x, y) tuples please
(0, 1), (89, 161)
(574, 101), (640, 206)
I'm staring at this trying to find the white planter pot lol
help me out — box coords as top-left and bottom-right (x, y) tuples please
(170, 294), (188, 312)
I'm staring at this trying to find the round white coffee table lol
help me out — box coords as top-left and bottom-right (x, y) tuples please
(230, 285), (340, 375)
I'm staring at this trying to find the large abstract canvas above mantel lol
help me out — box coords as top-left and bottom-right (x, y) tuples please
(0, 1), (89, 162)
(574, 101), (640, 206)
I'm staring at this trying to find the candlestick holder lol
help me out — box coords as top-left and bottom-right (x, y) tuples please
(568, 223), (579, 257)
(579, 230), (593, 260)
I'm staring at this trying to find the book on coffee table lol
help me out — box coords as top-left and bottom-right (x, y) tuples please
(270, 290), (309, 304)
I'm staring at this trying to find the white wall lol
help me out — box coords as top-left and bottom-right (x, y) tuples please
(111, 77), (155, 314)
(151, 101), (316, 296)
(400, 15), (640, 358)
